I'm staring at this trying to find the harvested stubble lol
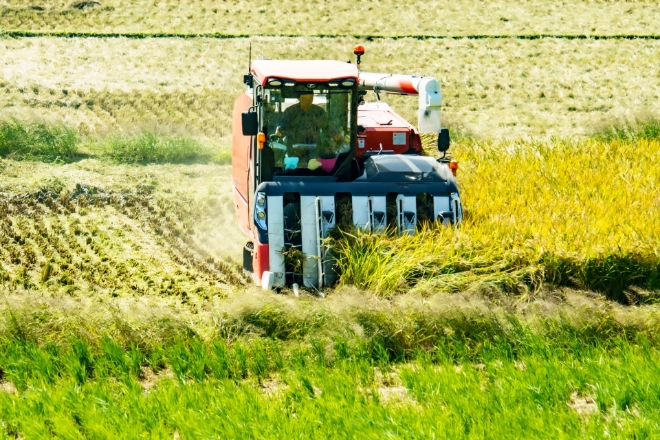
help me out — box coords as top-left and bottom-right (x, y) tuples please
(0, 179), (246, 297)
(334, 138), (660, 301)
(1, 0), (659, 36)
(2, 37), (660, 140)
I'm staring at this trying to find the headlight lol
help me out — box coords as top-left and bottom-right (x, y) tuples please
(254, 192), (267, 230)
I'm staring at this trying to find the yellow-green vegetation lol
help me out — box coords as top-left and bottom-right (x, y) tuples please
(1, 0), (659, 36)
(0, 119), (77, 161)
(97, 131), (222, 164)
(2, 37), (660, 140)
(0, 119), (232, 165)
(336, 136), (660, 301)
(2, 9), (660, 434)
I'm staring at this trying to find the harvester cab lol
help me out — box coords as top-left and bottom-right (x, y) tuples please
(232, 45), (462, 291)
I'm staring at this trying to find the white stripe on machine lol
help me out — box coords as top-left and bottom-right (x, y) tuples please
(301, 196), (335, 288)
(267, 196), (286, 287)
(352, 196), (369, 231)
(451, 192), (463, 224)
(352, 195), (387, 232)
(370, 196), (387, 232)
(434, 196), (451, 225)
(396, 195), (416, 235)
(300, 196), (318, 288)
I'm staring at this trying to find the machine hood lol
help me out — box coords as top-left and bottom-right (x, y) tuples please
(360, 155), (450, 182)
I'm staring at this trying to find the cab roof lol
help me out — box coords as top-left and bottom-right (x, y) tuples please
(251, 60), (359, 86)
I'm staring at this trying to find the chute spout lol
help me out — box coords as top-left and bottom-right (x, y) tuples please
(358, 72), (442, 133)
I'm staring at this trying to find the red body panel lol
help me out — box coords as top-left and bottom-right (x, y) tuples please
(356, 102), (422, 156)
(252, 241), (269, 285)
(232, 93), (253, 237)
(233, 187), (250, 238)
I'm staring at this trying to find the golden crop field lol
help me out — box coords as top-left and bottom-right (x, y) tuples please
(335, 138), (660, 301)
(2, 36), (660, 140)
(1, 0), (659, 36)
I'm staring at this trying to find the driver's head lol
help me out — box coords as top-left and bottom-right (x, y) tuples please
(299, 94), (314, 111)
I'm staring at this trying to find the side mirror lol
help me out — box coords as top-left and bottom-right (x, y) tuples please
(438, 128), (451, 152)
(242, 112), (258, 136)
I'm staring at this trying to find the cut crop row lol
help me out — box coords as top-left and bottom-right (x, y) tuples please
(0, 184), (246, 296)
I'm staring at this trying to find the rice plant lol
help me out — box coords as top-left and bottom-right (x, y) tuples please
(0, 119), (78, 161)
(334, 138), (660, 300)
(594, 119), (660, 142)
(100, 131), (214, 164)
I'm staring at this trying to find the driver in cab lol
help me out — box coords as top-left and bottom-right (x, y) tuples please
(275, 94), (327, 145)
(274, 94), (345, 171)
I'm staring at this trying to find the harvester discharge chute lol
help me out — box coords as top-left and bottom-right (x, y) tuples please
(232, 46), (462, 290)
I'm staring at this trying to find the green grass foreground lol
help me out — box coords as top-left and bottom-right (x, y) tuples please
(1, 313), (659, 438)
